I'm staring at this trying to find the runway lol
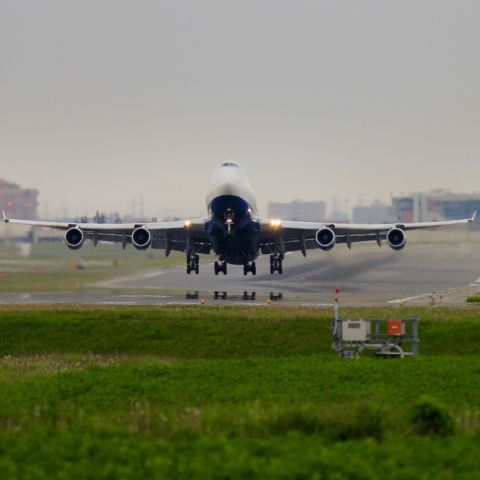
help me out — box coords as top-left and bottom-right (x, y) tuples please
(2, 230), (479, 306)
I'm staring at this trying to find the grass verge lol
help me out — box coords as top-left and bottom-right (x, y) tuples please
(0, 305), (480, 479)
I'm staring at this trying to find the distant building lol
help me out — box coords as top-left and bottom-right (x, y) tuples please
(392, 190), (480, 223)
(0, 179), (38, 219)
(267, 199), (326, 221)
(352, 200), (394, 224)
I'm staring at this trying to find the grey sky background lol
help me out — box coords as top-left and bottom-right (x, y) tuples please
(1, 0), (479, 218)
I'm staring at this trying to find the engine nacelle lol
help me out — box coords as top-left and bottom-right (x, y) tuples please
(387, 227), (406, 250)
(132, 226), (151, 250)
(65, 227), (84, 250)
(315, 227), (336, 251)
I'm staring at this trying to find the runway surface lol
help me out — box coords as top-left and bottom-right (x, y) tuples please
(2, 230), (479, 306)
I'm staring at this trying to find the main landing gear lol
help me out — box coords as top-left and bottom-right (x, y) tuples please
(186, 253), (199, 274)
(270, 254), (283, 274)
(243, 262), (256, 276)
(214, 261), (227, 275)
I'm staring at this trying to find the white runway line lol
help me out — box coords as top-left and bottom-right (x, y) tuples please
(92, 270), (166, 288)
(387, 293), (432, 304)
(117, 294), (173, 299)
(95, 301), (136, 305)
(300, 303), (335, 307)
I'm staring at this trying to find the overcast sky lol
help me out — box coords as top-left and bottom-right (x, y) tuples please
(1, 0), (479, 218)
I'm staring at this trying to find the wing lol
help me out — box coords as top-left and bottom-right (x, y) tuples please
(259, 212), (477, 255)
(2, 211), (210, 255)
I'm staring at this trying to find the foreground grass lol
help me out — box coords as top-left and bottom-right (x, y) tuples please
(1, 305), (480, 479)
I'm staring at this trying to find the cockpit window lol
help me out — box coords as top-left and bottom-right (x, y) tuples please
(221, 162), (239, 168)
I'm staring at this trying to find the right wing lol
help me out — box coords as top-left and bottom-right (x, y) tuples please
(2, 211), (211, 254)
(258, 212), (477, 255)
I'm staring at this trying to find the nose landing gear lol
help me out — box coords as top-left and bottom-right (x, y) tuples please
(270, 254), (283, 274)
(186, 253), (200, 274)
(243, 262), (256, 276)
(214, 261), (227, 275)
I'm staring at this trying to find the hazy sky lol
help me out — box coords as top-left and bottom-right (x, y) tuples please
(1, 0), (480, 218)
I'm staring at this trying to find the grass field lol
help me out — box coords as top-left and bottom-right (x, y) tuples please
(1, 305), (480, 479)
(0, 242), (185, 293)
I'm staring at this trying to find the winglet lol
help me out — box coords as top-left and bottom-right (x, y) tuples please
(2, 210), (9, 223)
(470, 211), (477, 223)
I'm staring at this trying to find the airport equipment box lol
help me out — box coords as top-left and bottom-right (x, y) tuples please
(332, 316), (419, 358)
(340, 319), (371, 342)
(387, 320), (405, 336)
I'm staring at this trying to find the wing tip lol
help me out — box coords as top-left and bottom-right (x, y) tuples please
(470, 211), (477, 223)
(2, 210), (9, 223)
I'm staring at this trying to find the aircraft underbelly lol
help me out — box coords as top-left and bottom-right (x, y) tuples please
(207, 194), (260, 265)
(212, 230), (260, 265)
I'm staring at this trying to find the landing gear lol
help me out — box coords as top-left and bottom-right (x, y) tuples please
(243, 262), (256, 276)
(214, 261), (227, 275)
(269, 254), (283, 274)
(186, 253), (199, 274)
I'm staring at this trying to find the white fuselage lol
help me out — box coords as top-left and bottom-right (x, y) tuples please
(204, 161), (260, 265)
(206, 161), (258, 216)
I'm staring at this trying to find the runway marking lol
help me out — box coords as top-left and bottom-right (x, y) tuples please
(92, 270), (166, 288)
(117, 294), (173, 299)
(300, 303), (335, 307)
(95, 301), (136, 305)
(387, 293), (432, 304)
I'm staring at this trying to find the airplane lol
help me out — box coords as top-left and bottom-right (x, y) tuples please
(3, 160), (477, 276)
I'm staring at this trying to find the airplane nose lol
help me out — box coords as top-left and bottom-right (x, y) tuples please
(219, 182), (238, 195)
(211, 195), (249, 220)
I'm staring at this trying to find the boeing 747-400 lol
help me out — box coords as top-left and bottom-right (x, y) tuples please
(3, 161), (476, 275)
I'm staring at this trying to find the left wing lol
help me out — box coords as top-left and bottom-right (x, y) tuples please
(2, 211), (210, 254)
(259, 212), (477, 255)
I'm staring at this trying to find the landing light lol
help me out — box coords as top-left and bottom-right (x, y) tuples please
(270, 219), (282, 228)
(184, 220), (192, 228)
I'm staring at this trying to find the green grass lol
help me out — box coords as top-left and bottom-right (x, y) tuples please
(0, 242), (185, 292)
(467, 295), (480, 303)
(1, 305), (480, 479)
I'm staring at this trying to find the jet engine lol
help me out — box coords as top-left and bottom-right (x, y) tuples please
(315, 227), (336, 251)
(65, 227), (84, 250)
(387, 227), (406, 250)
(132, 226), (151, 250)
